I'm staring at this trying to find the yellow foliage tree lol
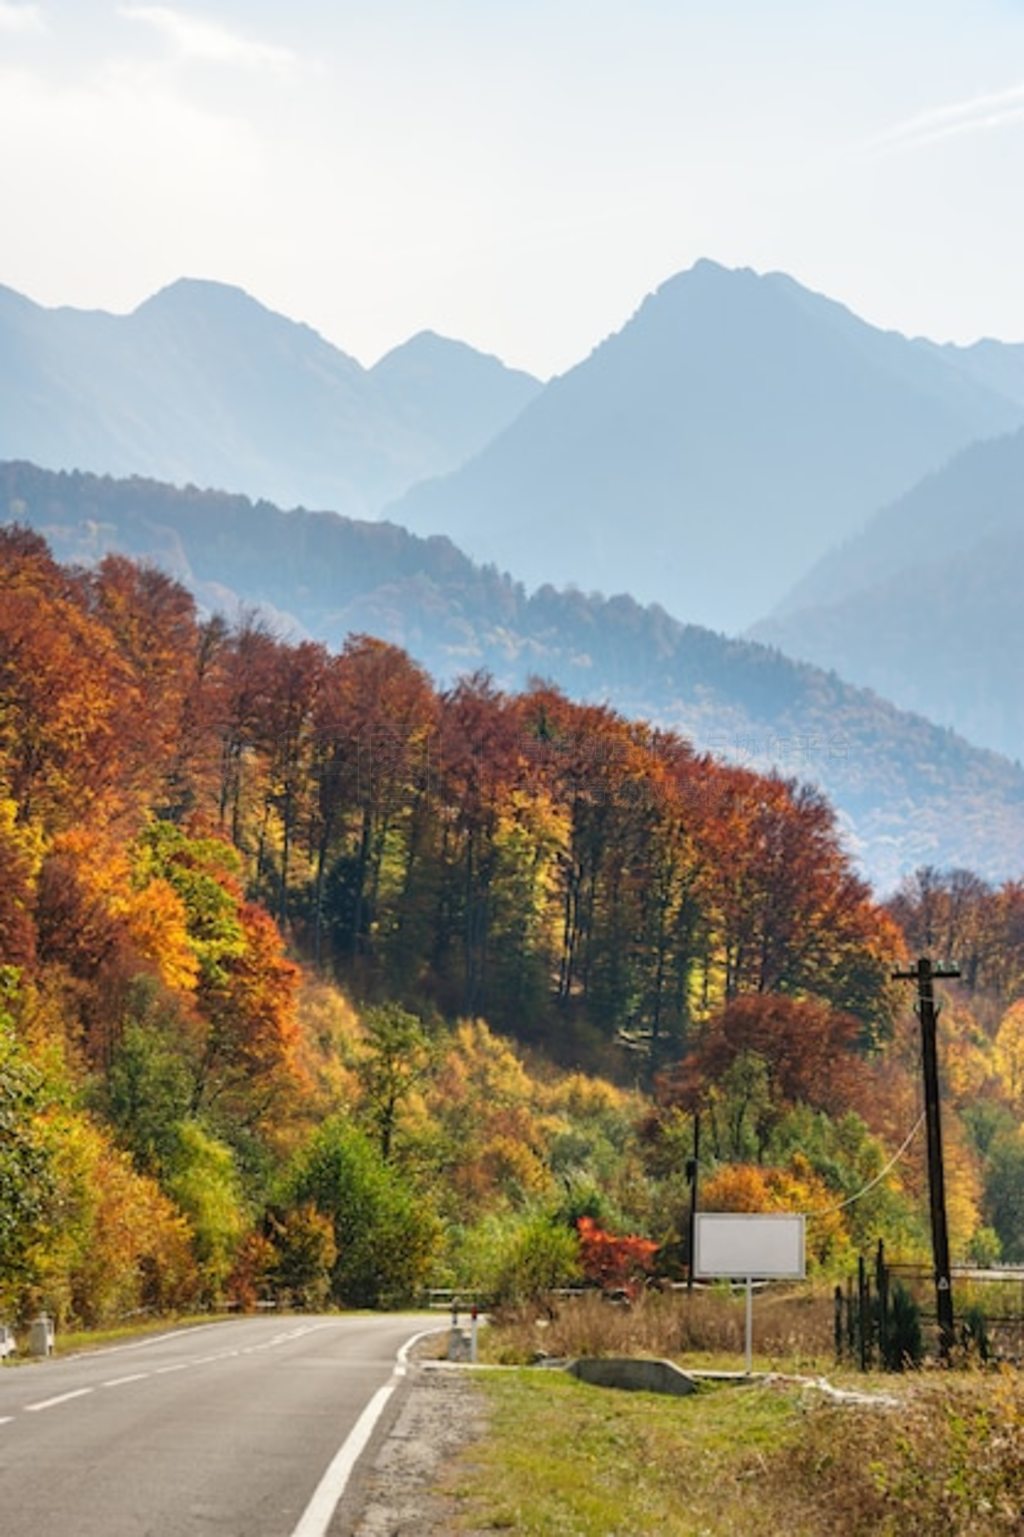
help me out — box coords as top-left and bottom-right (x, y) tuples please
(29, 1109), (198, 1326)
(994, 1001), (1024, 1114)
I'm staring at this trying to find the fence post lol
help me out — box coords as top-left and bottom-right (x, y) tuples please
(834, 1284), (844, 1362)
(858, 1255), (869, 1372)
(875, 1239), (890, 1370)
(846, 1274), (856, 1357)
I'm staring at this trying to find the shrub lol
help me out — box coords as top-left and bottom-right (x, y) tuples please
(887, 1280), (924, 1369)
(289, 1116), (439, 1305)
(576, 1216), (657, 1295)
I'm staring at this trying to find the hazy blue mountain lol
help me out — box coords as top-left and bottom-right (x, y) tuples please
(0, 279), (540, 517)
(918, 337), (1024, 409)
(371, 330), (541, 477)
(7, 458), (1024, 892)
(386, 260), (1024, 634)
(752, 428), (1024, 762)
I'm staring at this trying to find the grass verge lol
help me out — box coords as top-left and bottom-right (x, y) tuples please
(447, 1370), (807, 1536)
(446, 1366), (1024, 1535)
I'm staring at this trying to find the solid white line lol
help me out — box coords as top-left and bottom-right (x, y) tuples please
(289, 1381), (397, 1537)
(60, 1321), (225, 1362)
(288, 1324), (448, 1537)
(102, 1373), (150, 1388)
(396, 1327), (444, 1365)
(25, 1388), (94, 1412)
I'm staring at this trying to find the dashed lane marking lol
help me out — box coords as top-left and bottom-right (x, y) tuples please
(25, 1388), (94, 1413)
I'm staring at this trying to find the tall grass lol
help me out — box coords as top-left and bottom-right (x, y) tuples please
(484, 1286), (835, 1367)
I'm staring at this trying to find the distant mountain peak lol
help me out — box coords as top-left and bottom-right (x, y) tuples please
(384, 327), (465, 355)
(373, 329), (541, 387)
(646, 257), (751, 303)
(388, 258), (1024, 634)
(136, 276), (281, 320)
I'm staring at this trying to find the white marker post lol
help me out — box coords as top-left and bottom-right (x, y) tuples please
(694, 1213), (806, 1374)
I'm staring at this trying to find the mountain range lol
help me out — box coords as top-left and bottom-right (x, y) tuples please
(6, 458), (1024, 892)
(0, 278), (541, 519)
(5, 262), (1024, 638)
(387, 260), (1024, 632)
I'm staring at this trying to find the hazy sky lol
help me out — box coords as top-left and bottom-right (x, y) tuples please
(2, 0), (1023, 376)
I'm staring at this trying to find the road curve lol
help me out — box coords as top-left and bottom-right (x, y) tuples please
(0, 1312), (436, 1537)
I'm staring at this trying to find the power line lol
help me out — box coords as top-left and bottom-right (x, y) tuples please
(805, 1112), (924, 1219)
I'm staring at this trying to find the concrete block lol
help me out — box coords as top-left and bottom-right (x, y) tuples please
(567, 1357), (697, 1396)
(446, 1327), (471, 1362)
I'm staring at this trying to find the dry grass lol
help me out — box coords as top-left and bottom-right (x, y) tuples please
(483, 1287), (836, 1371)
(764, 1368), (1024, 1535)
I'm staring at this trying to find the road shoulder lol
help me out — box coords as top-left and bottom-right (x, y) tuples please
(348, 1364), (489, 1535)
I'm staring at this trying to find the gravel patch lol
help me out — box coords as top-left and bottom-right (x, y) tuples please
(352, 1366), (490, 1535)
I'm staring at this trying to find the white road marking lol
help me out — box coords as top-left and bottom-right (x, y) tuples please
(154, 1363), (189, 1375)
(102, 1373), (150, 1388)
(289, 1325), (447, 1537)
(58, 1321), (225, 1362)
(289, 1381), (397, 1537)
(0, 1416), (12, 1426)
(397, 1327), (444, 1365)
(25, 1388), (94, 1412)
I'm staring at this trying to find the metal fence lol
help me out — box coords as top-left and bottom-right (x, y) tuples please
(836, 1241), (1024, 1368)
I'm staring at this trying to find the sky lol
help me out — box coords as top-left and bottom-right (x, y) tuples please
(1, 0), (1023, 377)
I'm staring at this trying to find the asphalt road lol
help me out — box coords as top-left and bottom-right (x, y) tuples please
(0, 1312), (436, 1537)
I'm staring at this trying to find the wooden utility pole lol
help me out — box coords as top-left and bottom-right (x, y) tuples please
(892, 956), (960, 1362)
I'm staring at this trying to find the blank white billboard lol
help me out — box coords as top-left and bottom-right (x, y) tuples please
(694, 1213), (805, 1279)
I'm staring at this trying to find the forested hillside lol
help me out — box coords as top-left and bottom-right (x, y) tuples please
(7, 459), (1024, 888)
(4, 533), (1024, 1330)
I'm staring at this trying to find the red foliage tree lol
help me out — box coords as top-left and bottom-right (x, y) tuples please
(576, 1215), (658, 1294)
(659, 993), (862, 1119)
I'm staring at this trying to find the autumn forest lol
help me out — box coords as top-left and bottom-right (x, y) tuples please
(3, 526), (1024, 1326)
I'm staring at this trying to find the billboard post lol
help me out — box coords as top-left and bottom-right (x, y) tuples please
(694, 1213), (806, 1373)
